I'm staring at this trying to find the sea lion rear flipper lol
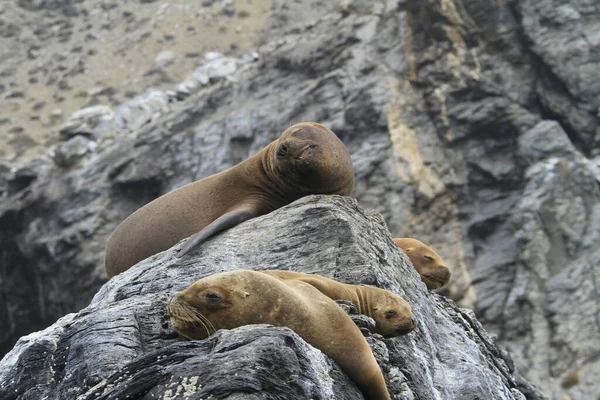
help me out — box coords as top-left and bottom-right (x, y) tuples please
(176, 209), (254, 257)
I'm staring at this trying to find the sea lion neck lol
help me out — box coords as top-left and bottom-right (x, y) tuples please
(355, 286), (373, 319)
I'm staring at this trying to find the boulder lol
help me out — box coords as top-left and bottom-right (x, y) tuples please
(0, 196), (544, 399)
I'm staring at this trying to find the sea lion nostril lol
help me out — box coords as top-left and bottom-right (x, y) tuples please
(277, 143), (289, 158)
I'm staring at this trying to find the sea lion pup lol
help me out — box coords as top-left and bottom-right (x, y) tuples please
(393, 238), (450, 290)
(104, 122), (354, 277)
(260, 270), (416, 337)
(169, 270), (392, 400)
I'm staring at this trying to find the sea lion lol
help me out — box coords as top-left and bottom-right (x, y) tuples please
(393, 238), (450, 290)
(260, 270), (416, 336)
(105, 122), (354, 277)
(169, 270), (392, 400)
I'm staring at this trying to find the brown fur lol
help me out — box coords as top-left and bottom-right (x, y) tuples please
(169, 270), (392, 400)
(260, 270), (416, 336)
(105, 123), (354, 277)
(393, 238), (450, 289)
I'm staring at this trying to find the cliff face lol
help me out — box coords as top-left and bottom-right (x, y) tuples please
(0, 196), (544, 400)
(0, 0), (599, 398)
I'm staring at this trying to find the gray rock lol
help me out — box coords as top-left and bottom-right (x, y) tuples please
(52, 135), (94, 168)
(0, 164), (8, 198)
(518, 121), (578, 165)
(518, 0), (600, 111)
(516, 0), (600, 152)
(114, 89), (172, 132)
(176, 52), (238, 98)
(1, 0), (599, 398)
(58, 105), (114, 139)
(0, 196), (544, 400)
(154, 50), (176, 69)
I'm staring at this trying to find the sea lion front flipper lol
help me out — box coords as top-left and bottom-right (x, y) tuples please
(176, 209), (254, 257)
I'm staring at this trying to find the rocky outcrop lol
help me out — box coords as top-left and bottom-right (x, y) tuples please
(0, 196), (545, 400)
(1, 0), (599, 398)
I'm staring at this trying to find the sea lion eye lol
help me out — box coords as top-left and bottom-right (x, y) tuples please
(424, 255), (434, 261)
(385, 310), (397, 319)
(205, 292), (221, 302)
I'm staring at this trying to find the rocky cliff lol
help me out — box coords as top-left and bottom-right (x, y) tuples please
(0, 0), (598, 399)
(0, 196), (545, 400)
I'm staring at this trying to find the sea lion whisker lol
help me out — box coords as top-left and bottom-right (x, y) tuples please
(190, 308), (216, 335)
(191, 317), (211, 337)
(172, 303), (211, 337)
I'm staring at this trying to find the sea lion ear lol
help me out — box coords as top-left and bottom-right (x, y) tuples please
(176, 209), (255, 257)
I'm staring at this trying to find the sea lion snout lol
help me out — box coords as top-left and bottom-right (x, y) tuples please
(423, 266), (451, 289)
(276, 138), (318, 160)
(168, 293), (187, 315)
(395, 316), (418, 335)
(168, 290), (219, 340)
(276, 142), (290, 158)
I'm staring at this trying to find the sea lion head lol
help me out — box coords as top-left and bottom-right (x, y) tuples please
(393, 238), (451, 290)
(370, 290), (417, 337)
(273, 122), (354, 196)
(168, 272), (255, 340)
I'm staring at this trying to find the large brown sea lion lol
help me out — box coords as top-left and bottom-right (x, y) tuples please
(260, 270), (416, 337)
(169, 270), (392, 400)
(393, 238), (450, 290)
(105, 122), (354, 277)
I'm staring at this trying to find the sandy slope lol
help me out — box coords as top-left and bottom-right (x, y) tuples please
(0, 0), (272, 163)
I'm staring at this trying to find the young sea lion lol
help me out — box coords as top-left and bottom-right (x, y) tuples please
(169, 270), (392, 400)
(105, 122), (354, 277)
(260, 270), (416, 337)
(393, 238), (450, 290)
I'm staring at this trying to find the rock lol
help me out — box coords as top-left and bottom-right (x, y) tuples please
(154, 50), (176, 69)
(58, 105), (114, 139)
(175, 52), (238, 98)
(518, 121), (578, 164)
(516, 0), (600, 152)
(0, 196), (545, 400)
(52, 135), (94, 168)
(113, 89), (171, 132)
(6, 156), (53, 194)
(0, 163), (10, 197)
(7, 131), (37, 157)
(0, 0), (599, 398)
(220, 0), (235, 17)
(502, 139), (600, 394)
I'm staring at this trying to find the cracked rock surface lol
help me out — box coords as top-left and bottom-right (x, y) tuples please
(0, 196), (544, 400)
(1, 0), (599, 398)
